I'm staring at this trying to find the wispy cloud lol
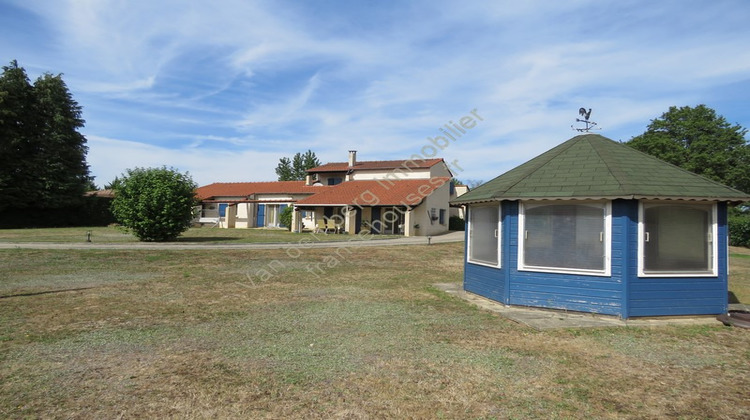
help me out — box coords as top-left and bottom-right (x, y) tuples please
(2, 0), (749, 187)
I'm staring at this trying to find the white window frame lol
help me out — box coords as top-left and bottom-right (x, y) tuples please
(518, 201), (612, 276)
(637, 201), (718, 277)
(467, 203), (501, 268)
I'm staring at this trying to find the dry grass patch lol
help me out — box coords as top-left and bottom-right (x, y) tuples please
(1, 243), (749, 418)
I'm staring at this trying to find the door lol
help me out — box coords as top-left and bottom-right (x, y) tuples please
(371, 207), (381, 234)
(256, 204), (265, 227)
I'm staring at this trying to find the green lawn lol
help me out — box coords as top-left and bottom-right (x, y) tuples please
(1, 242), (748, 418)
(0, 225), (402, 244)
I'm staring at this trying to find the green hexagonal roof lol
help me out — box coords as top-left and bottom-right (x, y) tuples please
(452, 133), (750, 204)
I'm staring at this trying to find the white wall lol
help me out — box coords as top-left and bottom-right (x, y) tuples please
(408, 181), (451, 237)
(351, 168), (431, 180)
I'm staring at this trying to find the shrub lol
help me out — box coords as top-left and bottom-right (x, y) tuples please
(111, 167), (197, 242)
(449, 215), (465, 231)
(280, 206), (293, 231)
(729, 211), (750, 247)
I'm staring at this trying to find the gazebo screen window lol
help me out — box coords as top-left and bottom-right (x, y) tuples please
(468, 204), (500, 266)
(521, 202), (608, 274)
(641, 203), (715, 275)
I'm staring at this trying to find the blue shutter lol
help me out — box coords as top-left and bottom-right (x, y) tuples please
(256, 204), (265, 227)
(219, 203), (228, 217)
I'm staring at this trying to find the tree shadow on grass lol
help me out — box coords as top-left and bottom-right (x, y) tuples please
(728, 291), (742, 304)
(0, 287), (95, 299)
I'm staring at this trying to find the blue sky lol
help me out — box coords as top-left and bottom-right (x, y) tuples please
(2, 0), (749, 187)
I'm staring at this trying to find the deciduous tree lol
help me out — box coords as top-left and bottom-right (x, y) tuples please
(627, 105), (750, 193)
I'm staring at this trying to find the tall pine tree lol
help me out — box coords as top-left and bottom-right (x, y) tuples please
(0, 60), (37, 210)
(0, 60), (91, 211)
(275, 150), (321, 181)
(33, 73), (90, 207)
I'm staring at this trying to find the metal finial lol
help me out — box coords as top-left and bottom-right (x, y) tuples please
(572, 107), (599, 132)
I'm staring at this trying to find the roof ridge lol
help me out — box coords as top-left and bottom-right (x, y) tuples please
(312, 157), (443, 168)
(588, 135), (631, 191)
(204, 180), (305, 185)
(471, 135), (585, 198)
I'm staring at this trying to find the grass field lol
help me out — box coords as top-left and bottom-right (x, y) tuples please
(1, 234), (749, 418)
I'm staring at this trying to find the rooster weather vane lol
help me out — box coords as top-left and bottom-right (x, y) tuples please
(572, 107), (599, 132)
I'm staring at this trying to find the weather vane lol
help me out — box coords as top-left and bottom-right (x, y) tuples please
(572, 107), (599, 132)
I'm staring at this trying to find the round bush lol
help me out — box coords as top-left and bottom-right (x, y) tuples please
(111, 167), (197, 242)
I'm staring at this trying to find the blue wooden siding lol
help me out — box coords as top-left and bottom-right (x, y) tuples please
(625, 201), (728, 317)
(506, 200), (624, 316)
(464, 263), (506, 302)
(462, 199), (729, 318)
(463, 201), (512, 303)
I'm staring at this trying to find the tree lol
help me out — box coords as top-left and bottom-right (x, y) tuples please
(627, 105), (750, 193)
(275, 150), (321, 181)
(104, 176), (124, 190)
(455, 179), (484, 189)
(111, 167), (198, 242)
(33, 72), (91, 205)
(275, 157), (294, 181)
(0, 60), (37, 210)
(0, 60), (91, 211)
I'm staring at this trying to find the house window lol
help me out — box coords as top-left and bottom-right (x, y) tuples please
(328, 177), (343, 185)
(519, 202), (610, 275)
(439, 209), (446, 225)
(468, 204), (500, 267)
(639, 202), (717, 276)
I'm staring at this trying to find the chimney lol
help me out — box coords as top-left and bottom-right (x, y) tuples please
(348, 150), (357, 167)
(305, 174), (312, 186)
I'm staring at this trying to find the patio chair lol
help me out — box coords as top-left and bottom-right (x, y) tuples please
(326, 219), (339, 234)
(316, 219), (329, 234)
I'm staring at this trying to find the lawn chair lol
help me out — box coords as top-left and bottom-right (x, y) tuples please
(316, 219), (329, 234)
(326, 219), (339, 234)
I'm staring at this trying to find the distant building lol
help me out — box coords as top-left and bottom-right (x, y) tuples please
(195, 151), (467, 236)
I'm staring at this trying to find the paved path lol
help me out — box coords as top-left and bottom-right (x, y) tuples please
(0, 231), (464, 250)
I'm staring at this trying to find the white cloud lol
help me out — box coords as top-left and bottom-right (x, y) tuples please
(3, 0), (749, 187)
(87, 135), (282, 187)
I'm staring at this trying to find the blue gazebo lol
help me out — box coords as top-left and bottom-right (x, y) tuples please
(451, 134), (750, 318)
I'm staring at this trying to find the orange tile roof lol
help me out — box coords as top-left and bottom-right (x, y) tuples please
(296, 178), (451, 207)
(307, 158), (444, 173)
(196, 181), (322, 200)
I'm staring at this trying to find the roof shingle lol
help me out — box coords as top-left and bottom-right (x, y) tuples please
(452, 133), (750, 204)
(196, 181), (321, 200)
(296, 178), (450, 206)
